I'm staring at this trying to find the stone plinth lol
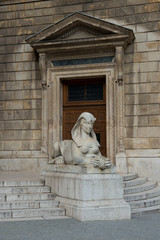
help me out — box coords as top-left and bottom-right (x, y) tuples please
(41, 165), (131, 221)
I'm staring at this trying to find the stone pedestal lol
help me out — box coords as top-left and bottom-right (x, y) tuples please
(41, 165), (131, 221)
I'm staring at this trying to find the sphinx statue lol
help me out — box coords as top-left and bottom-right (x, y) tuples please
(50, 112), (112, 170)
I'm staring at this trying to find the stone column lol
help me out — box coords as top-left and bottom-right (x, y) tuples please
(115, 46), (128, 173)
(39, 53), (48, 154)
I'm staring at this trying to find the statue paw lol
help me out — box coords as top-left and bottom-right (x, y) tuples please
(50, 156), (65, 165)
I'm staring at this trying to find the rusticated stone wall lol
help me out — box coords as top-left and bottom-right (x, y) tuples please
(0, 0), (160, 172)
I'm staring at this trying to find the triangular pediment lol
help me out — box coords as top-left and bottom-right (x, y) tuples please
(26, 12), (135, 52)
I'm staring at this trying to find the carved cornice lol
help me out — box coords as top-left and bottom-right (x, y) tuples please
(26, 12), (135, 54)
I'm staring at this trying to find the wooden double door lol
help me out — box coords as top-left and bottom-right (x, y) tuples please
(62, 77), (107, 156)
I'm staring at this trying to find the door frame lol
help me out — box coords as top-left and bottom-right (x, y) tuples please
(47, 62), (117, 163)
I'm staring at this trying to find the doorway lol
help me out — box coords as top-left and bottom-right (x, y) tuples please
(62, 77), (106, 156)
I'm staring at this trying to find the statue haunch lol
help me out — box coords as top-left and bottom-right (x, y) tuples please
(50, 112), (112, 170)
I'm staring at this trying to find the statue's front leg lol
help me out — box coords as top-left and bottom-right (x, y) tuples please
(49, 156), (65, 165)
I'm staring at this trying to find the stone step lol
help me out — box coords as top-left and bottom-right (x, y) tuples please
(0, 215), (70, 222)
(122, 173), (138, 181)
(124, 181), (158, 195)
(6, 193), (56, 202)
(0, 186), (51, 194)
(12, 207), (65, 219)
(0, 200), (59, 210)
(123, 177), (148, 188)
(131, 205), (160, 215)
(129, 196), (160, 209)
(2, 180), (45, 187)
(124, 185), (160, 202)
(0, 207), (65, 219)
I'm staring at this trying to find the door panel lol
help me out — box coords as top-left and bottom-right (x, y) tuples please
(63, 77), (106, 156)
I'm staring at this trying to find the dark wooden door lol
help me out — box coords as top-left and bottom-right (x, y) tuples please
(62, 77), (106, 156)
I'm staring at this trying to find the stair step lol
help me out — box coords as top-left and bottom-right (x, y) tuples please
(0, 186), (51, 194)
(124, 181), (158, 194)
(6, 193), (56, 202)
(122, 173), (138, 181)
(3, 180), (45, 187)
(124, 185), (160, 202)
(131, 205), (160, 215)
(12, 207), (65, 218)
(129, 196), (160, 209)
(0, 215), (70, 222)
(0, 200), (59, 210)
(123, 177), (147, 188)
(0, 207), (65, 219)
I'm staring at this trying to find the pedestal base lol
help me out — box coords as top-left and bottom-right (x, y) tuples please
(42, 165), (131, 221)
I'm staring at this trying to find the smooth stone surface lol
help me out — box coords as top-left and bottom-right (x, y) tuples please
(43, 170), (131, 221)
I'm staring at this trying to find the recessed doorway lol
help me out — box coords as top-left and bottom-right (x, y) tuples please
(62, 77), (106, 156)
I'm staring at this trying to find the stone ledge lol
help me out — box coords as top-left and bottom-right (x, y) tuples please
(41, 164), (116, 175)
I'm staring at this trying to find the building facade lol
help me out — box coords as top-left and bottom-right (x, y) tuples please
(0, 0), (160, 181)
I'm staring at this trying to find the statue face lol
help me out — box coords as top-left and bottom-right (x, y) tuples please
(81, 119), (94, 134)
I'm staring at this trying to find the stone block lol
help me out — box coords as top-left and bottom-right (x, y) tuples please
(137, 127), (160, 137)
(126, 138), (149, 149)
(43, 167), (130, 221)
(126, 127), (138, 137)
(149, 116), (160, 126)
(148, 51), (160, 61)
(3, 131), (14, 140)
(147, 32), (160, 41)
(23, 120), (42, 130)
(14, 90), (24, 100)
(32, 90), (42, 99)
(136, 42), (158, 52)
(0, 111), (14, 120)
(125, 84), (137, 94)
(0, 210), (11, 219)
(133, 52), (147, 62)
(0, 82), (5, 91)
(148, 12), (160, 21)
(32, 130), (41, 140)
(4, 141), (22, 151)
(22, 140), (41, 150)
(0, 141), (4, 150)
(15, 72), (32, 81)
(147, 104), (160, 115)
(148, 93), (160, 103)
(14, 130), (32, 140)
(125, 116), (138, 127)
(136, 22), (159, 33)
(0, 102), (5, 111)
(138, 84), (149, 94)
(4, 120), (23, 130)
(0, 72), (15, 82)
(0, 121), (4, 130)
(5, 81), (23, 90)
(138, 116), (148, 126)
(23, 90), (32, 99)
(136, 3), (158, 13)
(6, 101), (23, 110)
(136, 105), (148, 115)
(126, 14), (147, 24)
(115, 7), (135, 16)
(124, 63), (140, 73)
(125, 94), (137, 104)
(126, 0), (146, 5)
(0, 91), (14, 101)
(139, 62), (158, 72)
(125, 105), (137, 116)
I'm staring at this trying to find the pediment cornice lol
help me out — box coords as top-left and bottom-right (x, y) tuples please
(26, 12), (135, 54)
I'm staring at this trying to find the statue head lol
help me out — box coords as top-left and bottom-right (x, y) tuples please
(71, 112), (100, 147)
